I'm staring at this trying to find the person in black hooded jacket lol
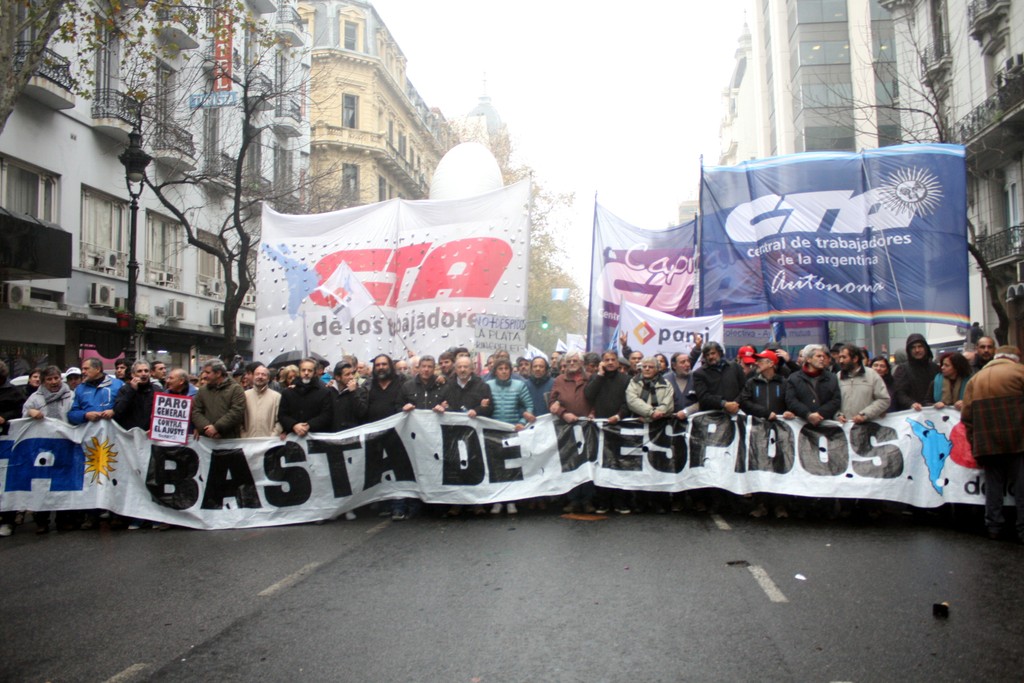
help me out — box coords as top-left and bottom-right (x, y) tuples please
(892, 333), (939, 411)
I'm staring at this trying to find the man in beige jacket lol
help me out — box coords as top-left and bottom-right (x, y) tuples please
(242, 364), (283, 438)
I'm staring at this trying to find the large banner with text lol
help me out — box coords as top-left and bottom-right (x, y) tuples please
(257, 181), (530, 362)
(588, 204), (697, 352)
(0, 408), (986, 529)
(700, 144), (969, 326)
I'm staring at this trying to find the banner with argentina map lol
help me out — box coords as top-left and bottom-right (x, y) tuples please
(699, 144), (968, 325)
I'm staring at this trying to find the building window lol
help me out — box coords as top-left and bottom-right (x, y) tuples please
(204, 105), (220, 169)
(378, 175), (387, 202)
(95, 26), (119, 91)
(1007, 182), (1020, 227)
(197, 229), (224, 284)
(796, 0), (847, 23)
(344, 21), (358, 50)
(342, 94), (358, 128)
(246, 129), (263, 187)
(1, 158), (57, 222)
(146, 212), (183, 288)
(803, 125), (855, 151)
(799, 40), (850, 66)
(799, 81), (853, 109)
(342, 163), (359, 201)
(81, 189), (126, 274)
(274, 144), (293, 190)
(398, 132), (407, 158)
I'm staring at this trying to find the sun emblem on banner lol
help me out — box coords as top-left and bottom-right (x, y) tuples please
(83, 437), (118, 484)
(878, 167), (943, 216)
(633, 321), (656, 345)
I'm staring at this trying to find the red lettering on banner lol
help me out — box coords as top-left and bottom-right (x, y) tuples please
(309, 238), (511, 308)
(407, 238), (510, 301)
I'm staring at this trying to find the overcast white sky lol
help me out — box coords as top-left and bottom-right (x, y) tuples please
(369, 0), (749, 280)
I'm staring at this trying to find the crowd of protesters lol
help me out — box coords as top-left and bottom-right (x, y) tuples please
(0, 327), (1022, 544)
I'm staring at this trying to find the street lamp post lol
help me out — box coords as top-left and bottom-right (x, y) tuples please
(119, 129), (152, 363)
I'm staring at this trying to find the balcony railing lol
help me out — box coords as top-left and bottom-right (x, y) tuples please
(957, 70), (1024, 143)
(976, 224), (1024, 263)
(205, 152), (237, 183)
(967, 0), (1010, 40)
(14, 42), (73, 91)
(275, 95), (301, 120)
(92, 89), (142, 127)
(152, 118), (196, 158)
(920, 36), (950, 79)
(277, 4), (302, 27)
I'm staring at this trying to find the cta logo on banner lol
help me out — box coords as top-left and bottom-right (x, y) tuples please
(618, 301), (723, 358)
(699, 144), (969, 326)
(258, 181), (530, 362)
(588, 204), (697, 351)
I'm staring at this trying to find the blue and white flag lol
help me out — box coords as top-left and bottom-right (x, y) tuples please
(314, 260), (375, 326)
(551, 288), (570, 301)
(699, 144), (969, 326)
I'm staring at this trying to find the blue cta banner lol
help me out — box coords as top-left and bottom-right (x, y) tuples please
(699, 144), (968, 326)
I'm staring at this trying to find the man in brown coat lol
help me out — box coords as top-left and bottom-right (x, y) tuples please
(961, 345), (1024, 542)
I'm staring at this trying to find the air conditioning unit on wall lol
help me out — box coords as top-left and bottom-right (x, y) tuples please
(2, 284), (30, 305)
(167, 299), (186, 320)
(89, 283), (116, 307)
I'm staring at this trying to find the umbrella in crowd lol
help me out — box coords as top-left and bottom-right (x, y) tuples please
(267, 350), (330, 369)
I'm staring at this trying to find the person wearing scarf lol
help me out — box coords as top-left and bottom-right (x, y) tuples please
(23, 366), (74, 422)
(929, 352), (973, 411)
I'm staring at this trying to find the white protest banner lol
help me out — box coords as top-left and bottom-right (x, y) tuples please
(149, 393), (193, 445)
(619, 301), (724, 358)
(474, 315), (527, 355)
(0, 409), (986, 529)
(258, 181), (530, 362)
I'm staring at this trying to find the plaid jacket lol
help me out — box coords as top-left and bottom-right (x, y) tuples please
(961, 358), (1024, 457)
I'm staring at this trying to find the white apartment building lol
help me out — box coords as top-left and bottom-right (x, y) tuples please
(0, 1), (311, 373)
(880, 0), (1024, 345)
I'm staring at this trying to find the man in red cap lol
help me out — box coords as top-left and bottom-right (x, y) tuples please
(737, 345), (758, 377)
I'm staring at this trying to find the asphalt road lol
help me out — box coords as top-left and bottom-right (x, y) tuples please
(1, 507), (1022, 682)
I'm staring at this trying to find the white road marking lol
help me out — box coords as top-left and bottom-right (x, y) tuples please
(258, 561), (323, 597)
(102, 663), (148, 683)
(748, 565), (788, 603)
(367, 520), (390, 535)
(710, 513), (731, 531)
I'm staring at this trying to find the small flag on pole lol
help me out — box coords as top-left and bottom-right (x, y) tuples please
(315, 260), (374, 326)
(551, 288), (570, 301)
(526, 344), (549, 361)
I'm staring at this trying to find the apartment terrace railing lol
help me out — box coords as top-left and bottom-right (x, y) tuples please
(14, 42), (73, 91)
(976, 223), (1024, 264)
(957, 70), (1024, 143)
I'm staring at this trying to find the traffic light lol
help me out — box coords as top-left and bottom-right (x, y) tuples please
(540, 315), (549, 330)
